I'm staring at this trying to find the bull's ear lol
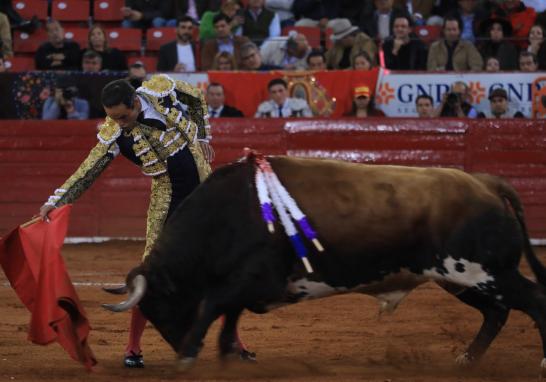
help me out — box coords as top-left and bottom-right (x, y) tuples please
(102, 284), (128, 295)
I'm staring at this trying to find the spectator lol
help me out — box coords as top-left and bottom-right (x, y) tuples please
(479, 18), (518, 70)
(453, 0), (489, 43)
(427, 16), (483, 71)
(35, 20), (81, 71)
(212, 51), (237, 70)
(415, 94), (434, 117)
(0, 0), (38, 32)
(325, 19), (377, 69)
(174, 0), (217, 22)
(242, 0), (281, 46)
(306, 49), (327, 70)
(345, 84), (385, 117)
(199, 0), (243, 41)
(255, 78), (313, 117)
(81, 50), (103, 72)
(394, 0), (435, 26)
(265, 0), (295, 28)
(383, 15), (427, 70)
(352, 51), (374, 70)
(0, 12), (12, 57)
(527, 24), (546, 70)
(519, 50), (538, 72)
(42, 77), (89, 120)
(435, 81), (477, 117)
(206, 82), (244, 117)
(499, 0), (536, 48)
(87, 25), (128, 71)
(484, 56), (500, 72)
(477, 88), (524, 118)
(121, 0), (176, 28)
(260, 32), (311, 70)
(201, 13), (249, 70)
(359, 0), (412, 41)
(127, 61), (147, 88)
(157, 16), (198, 72)
(292, 0), (339, 28)
(239, 41), (282, 70)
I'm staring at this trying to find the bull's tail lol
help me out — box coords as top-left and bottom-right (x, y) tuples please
(475, 173), (546, 286)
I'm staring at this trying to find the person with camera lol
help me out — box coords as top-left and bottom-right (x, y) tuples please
(434, 81), (477, 118)
(42, 78), (90, 120)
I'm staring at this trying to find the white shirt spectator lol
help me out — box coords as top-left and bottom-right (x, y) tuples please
(176, 43), (196, 72)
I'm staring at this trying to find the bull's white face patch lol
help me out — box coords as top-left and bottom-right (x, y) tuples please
(423, 256), (494, 289)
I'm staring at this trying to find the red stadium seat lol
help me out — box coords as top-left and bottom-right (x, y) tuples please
(105, 28), (142, 52)
(64, 27), (89, 48)
(414, 25), (442, 45)
(93, 0), (124, 22)
(146, 27), (176, 51)
(13, 28), (48, 53)
(128, 55), (158, 72)
(51, 0), (90, 22)
(282, 26), (321, 49)
(4, 56), (36, 72)
(13, 0), (48, 20)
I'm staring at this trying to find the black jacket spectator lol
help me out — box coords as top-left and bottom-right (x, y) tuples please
(157, 41), (199, 72)
(383, 34), (428, 70)
(292, 0), (340, 22)
(218, 105), (244, 117)
(36, 41), (81, 71)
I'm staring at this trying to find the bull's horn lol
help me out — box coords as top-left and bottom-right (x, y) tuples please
(101, 275), (147, 312)
(102, 284), (128, 295)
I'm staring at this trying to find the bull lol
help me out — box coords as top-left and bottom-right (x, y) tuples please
(103, 156), (546, 374)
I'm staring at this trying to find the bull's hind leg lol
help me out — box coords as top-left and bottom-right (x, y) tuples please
(438, 282), (509, 366)
(492, 272), (546, 377)
(218, 308), (243, 356)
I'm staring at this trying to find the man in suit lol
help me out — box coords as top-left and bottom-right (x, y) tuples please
(427, 16), (483, 71)
(359, 0), (411, 40)
(201, 13), (249, 70)
(157, 16), (199, 72)
(206, 82), (244, 117)
(383, 15), (427, 69)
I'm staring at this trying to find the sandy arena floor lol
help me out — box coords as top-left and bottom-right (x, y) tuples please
(0, 241), (545, 382)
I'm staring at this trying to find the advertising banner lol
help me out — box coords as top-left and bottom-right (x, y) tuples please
(375, 70), (545, 117)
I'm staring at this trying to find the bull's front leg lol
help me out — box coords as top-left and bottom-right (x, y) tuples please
(178, 298), (221, 371)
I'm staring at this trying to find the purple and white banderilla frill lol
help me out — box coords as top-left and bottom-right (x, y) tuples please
(254, 156), (324, 273)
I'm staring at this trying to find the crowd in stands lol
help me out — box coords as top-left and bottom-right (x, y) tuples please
(0, 0), (545, 120)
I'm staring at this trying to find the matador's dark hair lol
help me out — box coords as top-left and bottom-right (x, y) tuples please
(101, 79), (136, 108)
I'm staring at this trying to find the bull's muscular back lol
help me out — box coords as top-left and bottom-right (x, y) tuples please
(268, 157), (503, 254)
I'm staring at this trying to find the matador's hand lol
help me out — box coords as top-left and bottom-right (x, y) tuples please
(39, 204), (56, 222)
(199, 141), (215, 163)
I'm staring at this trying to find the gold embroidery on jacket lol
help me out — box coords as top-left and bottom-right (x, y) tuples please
(143, 173), (172, 259)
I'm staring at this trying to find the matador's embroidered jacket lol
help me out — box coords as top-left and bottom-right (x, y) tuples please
(44, 74), (212, 257)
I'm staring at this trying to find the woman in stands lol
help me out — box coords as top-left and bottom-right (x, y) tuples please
(86, 25), (128, 72)
(351, 51), (373, 71)
(211, 51), (237, 70)
(527, 24), (546, 70)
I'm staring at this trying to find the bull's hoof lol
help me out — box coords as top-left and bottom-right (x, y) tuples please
(540, 358), (546, 378)
(177, 357), (196, 372)
(455, 352), (474, 367)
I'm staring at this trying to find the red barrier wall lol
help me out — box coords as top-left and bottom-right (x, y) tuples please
(0, 118), (544, 239)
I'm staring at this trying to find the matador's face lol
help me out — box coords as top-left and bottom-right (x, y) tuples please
(104, 97), (141, 130)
